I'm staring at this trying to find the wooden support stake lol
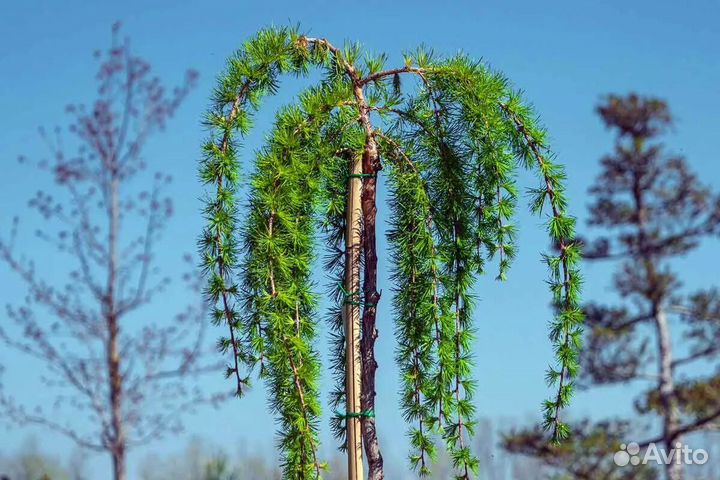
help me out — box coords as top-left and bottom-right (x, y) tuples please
(344, 154), (365, 480)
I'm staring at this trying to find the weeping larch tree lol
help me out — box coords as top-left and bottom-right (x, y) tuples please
(199, 25), (583, 480)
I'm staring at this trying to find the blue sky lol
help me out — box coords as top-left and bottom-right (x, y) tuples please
(1, 0), (719, 478)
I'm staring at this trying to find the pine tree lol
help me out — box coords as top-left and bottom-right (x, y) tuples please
(199, 25), (584, 480)
(504, 94), (720, 480)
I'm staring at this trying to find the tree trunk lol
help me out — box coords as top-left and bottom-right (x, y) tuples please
(111, 444), (126, 480)
(632, 138), (681, 480)
(108, 309), (125, 480)
(654, 305), (681, 480)
(360, 133), (384, 480)
(107, 175), (126, 480)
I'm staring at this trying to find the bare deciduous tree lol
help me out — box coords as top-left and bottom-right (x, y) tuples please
(0, 23), (228, 480)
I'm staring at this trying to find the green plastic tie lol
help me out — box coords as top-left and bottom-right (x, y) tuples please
(335, 409), (375, 419)
(344, 300), (377, 307)
(337, 285), (377, 307)
(338, 283), (361, 298)
(347, 173), (376, 179)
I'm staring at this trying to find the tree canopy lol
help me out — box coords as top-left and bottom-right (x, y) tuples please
(199, 25), (583, 479)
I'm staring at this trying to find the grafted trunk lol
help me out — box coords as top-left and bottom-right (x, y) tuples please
(360, 134), (384, 480)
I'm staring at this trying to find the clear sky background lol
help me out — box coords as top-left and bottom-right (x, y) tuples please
(1, 1), (719, 478)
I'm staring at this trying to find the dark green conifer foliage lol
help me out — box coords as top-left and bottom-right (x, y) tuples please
(199, 26), (583, 479)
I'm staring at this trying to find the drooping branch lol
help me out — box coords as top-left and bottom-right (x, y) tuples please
(383, 133), (438, 476)
(241, 101), (346, 477)
(500, 100), (584, 443)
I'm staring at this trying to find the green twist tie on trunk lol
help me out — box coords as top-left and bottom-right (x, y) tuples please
(338, 283), (361, 298)
(335, 409), (375, 419)
(344, 300), (377, 307)
(338, 283), (376, 307)
(347, 173), (376, 179)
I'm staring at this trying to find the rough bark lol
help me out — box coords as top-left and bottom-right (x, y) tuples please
(360, 134), (384, 480)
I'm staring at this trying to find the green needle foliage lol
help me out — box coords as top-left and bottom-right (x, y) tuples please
(198, 25), (583, 479)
